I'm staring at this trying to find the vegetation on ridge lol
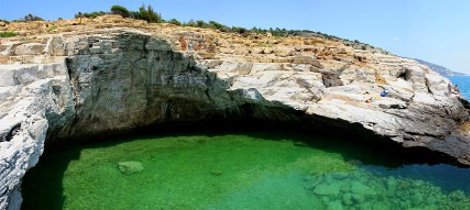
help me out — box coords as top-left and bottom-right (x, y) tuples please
(0, 31), (18, 37)
(8, 13), (45, 22)
(110, 5), (130, 18)
(75, 4), (162, 23)
(74, 11), (107, 19)
(0, 4), (388, 54)
(130, 4), (162, 23)
(46, 25), (57, 33)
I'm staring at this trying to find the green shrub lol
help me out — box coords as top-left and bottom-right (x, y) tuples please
(168, 18), (181, 26)
(21, 14), (44, 22)
(9, 14), (43, 22)
(129, 4), (162, 23)
(111, 5), (130, 18)
(196, 20), (206, 28)
(74, 12), (83, 19)
(232, 26), (248, 34)
(130, 11), (142, 19)
(74, 11), (106, 19)
(184, 19), (197, 27)
(209, 21), (231, 32)
(0, 31), (18, 37)
(47, 25), (57, 32)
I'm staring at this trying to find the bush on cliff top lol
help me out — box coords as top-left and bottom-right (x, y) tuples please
(111, 5), (130, 18)
(73, 4), (163, 23)
(22, 13), (44, 22)
(132, 4), (162, 23)
(74, 11), (107, 19)
(10, 14), (44, 22)
(168, 18), (181, 26)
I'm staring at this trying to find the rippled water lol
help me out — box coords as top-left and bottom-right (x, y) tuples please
(22, 129), (470, 210)
(449, 76), (470, 100)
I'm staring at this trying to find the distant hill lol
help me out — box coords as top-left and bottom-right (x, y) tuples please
(413, 58), (466, 77)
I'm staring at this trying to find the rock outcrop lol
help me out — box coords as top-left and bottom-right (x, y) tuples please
(1, 15), (470, 209)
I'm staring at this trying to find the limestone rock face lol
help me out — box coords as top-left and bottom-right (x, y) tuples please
(0, 62), (73, 210)
(1, 16), (470, 209)
(0, 30), (295, 210)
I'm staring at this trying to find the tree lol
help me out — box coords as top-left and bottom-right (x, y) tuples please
(196, 20), (206, 28)
(135, 4), (162, 23)
(185, 19), (197, 27)
(75, 12), (83, 19)
(232, 26), (247, 34)
(111, 5), (130, 18)
(22, 13), (44, 22)
(208, 21), (231, 32)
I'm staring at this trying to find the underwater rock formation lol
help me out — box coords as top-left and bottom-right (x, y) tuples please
(1, 15), (470, 209)
(118, 161), (144, 175)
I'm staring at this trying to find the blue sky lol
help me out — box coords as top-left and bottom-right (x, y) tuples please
(1, 0), (469, 73)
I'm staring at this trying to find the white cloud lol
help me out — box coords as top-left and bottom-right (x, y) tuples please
(392, 36), (400, 41)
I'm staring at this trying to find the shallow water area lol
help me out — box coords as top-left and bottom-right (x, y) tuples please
(22, 129), (470, 210)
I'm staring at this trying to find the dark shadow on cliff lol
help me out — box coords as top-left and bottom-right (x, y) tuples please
(21, 147), (80, 210)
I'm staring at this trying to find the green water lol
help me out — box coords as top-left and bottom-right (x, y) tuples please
(22, 129), (470, 210)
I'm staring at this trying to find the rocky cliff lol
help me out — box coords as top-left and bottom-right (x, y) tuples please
(1, 15), (470, 210)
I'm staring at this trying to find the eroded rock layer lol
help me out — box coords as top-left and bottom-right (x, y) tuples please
(1, 15), (470, 209)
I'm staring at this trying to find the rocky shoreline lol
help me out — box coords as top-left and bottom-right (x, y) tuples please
(1, 15), (470, 209)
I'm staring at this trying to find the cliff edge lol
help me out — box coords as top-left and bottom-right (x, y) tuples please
(1, 15), (470, 210)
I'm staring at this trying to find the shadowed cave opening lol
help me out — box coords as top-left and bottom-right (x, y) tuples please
(396, 68), (411, 81)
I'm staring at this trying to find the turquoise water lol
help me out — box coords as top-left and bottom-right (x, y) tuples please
(449, 76), (470, 99)
(21, 129), (470, 210)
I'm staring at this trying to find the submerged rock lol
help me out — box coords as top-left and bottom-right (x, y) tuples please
(331, 172), (348, 180)
(118, 161), (144, 175)
(327, 200), (344, 210)
(351, 182), (376, 197)
(306, 168), (470, 210)
(397, 180), (411, 190)
(210, 170), (224, 176)
(342, 193), (355, 206)
(314, 183), (341, 197)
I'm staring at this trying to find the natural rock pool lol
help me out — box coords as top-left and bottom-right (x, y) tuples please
(21, 127), (470, 210)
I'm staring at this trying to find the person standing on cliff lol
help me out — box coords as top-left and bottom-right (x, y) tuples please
(454, 85), (461, 96)
(448, 83), (461, 97)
